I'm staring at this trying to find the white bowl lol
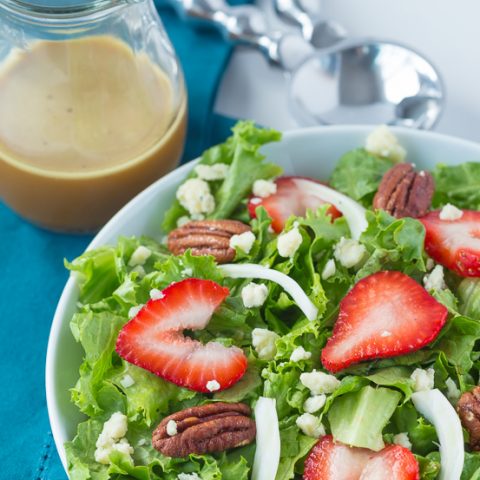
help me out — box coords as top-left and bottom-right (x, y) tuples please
(46, 125), (480, 474)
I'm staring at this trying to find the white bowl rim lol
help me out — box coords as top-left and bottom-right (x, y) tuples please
(45, 124), (480, 473)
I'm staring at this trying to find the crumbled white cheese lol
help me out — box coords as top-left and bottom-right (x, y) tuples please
(131, 265), (146, 278)
(365, 125), (407, 162)
(334, 237), (366, 268)
(150, 288), (165, 300)
(300, 370), (340, 395)
(253, 179), (277, 198)
(439, 203), (463, 221)
(426, 258), (435, 271)
(195, 163), (229, 181)
(423, 265), (445, 291)
(296, 413), (326, 438)
(277, 225), (303, 258)
(120, 374), (135, 389)
(177, 215), (191, 227)
(411, 368), (435, 392)
(321, 259), (336, 280)
(181, 267), (193, 277)
(242, 282), (269, 308)
(128, 305), (143, 319)
(303, 394), (326, 414)
(95, 412), (134, 465)
(393, 432), (412, 450)
(229, 231), (256, 254)
(111, 438), (134, 458)
(290, 346), (312, 362)
(445, 377), (461, 401)
(166, 420), (178, 436)
(176, 178), (215, 217)
(206, 380), (221, 392)
(178, 474), (201, 480)
(102, 412), (128, 439)
(252, 328), (280, 360)
(128, 246), (152, 267)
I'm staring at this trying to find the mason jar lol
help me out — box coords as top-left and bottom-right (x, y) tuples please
(0, 0), (187, 231)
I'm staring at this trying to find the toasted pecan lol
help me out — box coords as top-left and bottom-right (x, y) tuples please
(458, 386), (480, 450)
(373, 163), (434, 218)
(152, 402), (256, 457)
(167, 220), (251, 263)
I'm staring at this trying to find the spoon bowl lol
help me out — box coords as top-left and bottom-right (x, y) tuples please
(288, 40), (444, 128)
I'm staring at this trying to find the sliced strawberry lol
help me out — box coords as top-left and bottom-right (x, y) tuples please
(321, 271), (448, 373)
(303, 437), (419, 480)
(303, 435), (374, 480)
(115, 278), (247, 392)
(248, 176), (342, 233)
(420, 209), (480, 277)
(359, 445), (420, 480)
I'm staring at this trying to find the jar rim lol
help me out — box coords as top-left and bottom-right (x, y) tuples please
(0, 0), (139, 18)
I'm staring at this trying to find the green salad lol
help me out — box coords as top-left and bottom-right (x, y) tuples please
(65, 121), (480, 480)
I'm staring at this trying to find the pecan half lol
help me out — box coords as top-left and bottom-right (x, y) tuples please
(458, 386), (480, 450)
(373, 163), (434, 218)
(152, 402), (256, 457)
(167, 220), (251, 264)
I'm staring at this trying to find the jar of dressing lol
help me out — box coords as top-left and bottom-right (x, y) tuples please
(0, 0), (187, 231)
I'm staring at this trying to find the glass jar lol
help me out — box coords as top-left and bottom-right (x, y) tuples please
(0, 0), (187, 232)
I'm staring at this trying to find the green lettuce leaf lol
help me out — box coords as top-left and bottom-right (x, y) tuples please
(432, 162), (480, 210)
(328, 385), (402, 451)
(70, 311), (127, 416)
(162, 121), (282, 231)
(417, 454), (441, 480)
(459, 278), (480, 320)
(329, 148), (394, 206)
(276, 426), (316, 480)
(462, 452), (480, 480)
(357, 210), (426, 279)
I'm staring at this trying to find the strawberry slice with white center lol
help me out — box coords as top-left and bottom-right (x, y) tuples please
(303, 435), (373, 480)
(420, 209), (480, 277)
(303, 436), (419, 480)
(321, 271), (448, 373)
(359, 445), (420, 480)
(115, 278), (247, 393)
(248, 176), (342, 233)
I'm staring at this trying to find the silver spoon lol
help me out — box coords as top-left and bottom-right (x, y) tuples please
(274, 0), (346, 48)
(172, 0), (444, 128)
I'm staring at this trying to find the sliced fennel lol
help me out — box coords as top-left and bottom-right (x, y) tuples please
(411, 389), (464, 480)
(292, 178), (368, 240)
(219, 263), (318, 320)
(252, 397), (280, 480)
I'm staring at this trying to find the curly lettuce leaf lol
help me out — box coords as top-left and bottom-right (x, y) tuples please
(329, 148), (393, 206)
(162, 121), (282, 231)
(462, 452), (480, 479)
(459, 278), (480, 320)
(417, 454), (441, 480)
(66, 236), (170, 305)
(276, 426), (316, 480)
(432, 162), (480, 210)
(389, 403), (438, 456)
(357, 210), (426, 278)
(70, 311), (127, 416)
